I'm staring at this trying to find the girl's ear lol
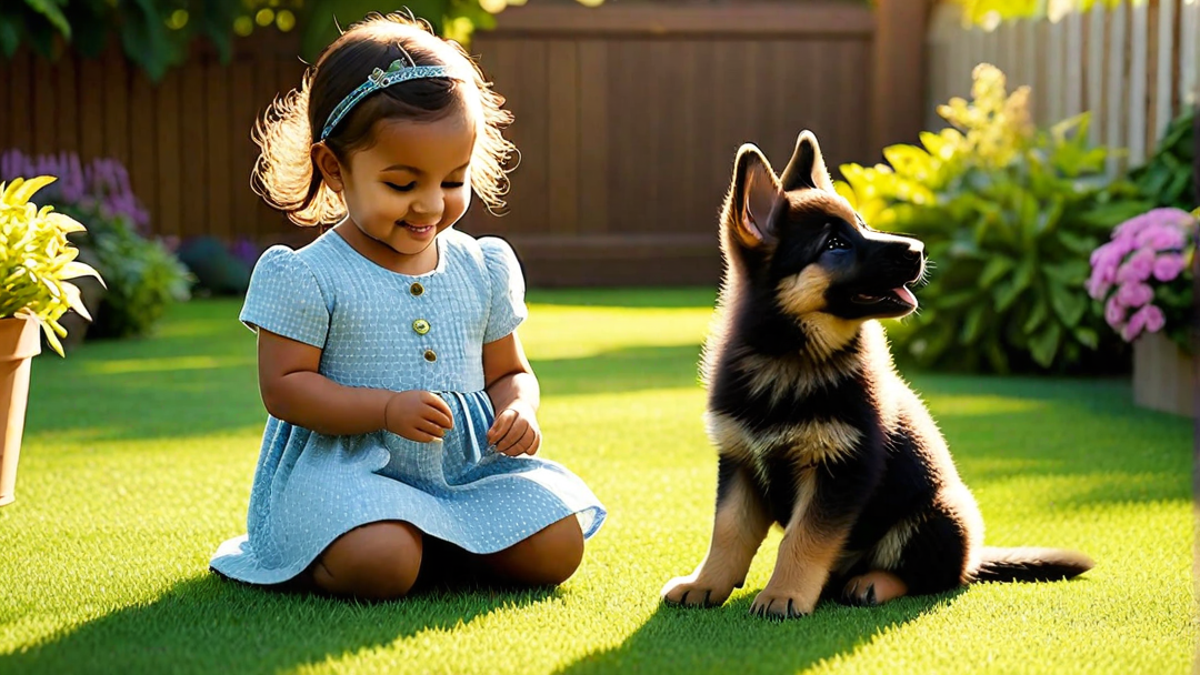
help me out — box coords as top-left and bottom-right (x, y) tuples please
(312, 143), (345, 192)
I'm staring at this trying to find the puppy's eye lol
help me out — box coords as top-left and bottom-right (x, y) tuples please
(826, 235), (851, 251)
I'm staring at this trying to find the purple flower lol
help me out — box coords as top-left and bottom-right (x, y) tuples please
(1105, 294), (1126, 327)
(1136, 223), (1186, 250)
(1133, 304), (1166, 333)
(1115, 281), (1153, 308)
(1121, 311), (1145, 342)
(1115, 249), (1156, 284)
(1152, 254), (1187, 282)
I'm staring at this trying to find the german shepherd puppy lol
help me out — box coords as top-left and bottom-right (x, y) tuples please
(661, 131), (1093, 619)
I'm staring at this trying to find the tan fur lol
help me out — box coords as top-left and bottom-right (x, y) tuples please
(704, 412), (864, 477)
(869, 515), (925, 570)
(661, 472), (772, 607)
(729, 345), (861, 407)
(750, 470), (845, 617)
(797, 314), (861, 358)
(842, 570), (909, 605)
(786, 190), (860, 227)
(775, 267), (831, 316)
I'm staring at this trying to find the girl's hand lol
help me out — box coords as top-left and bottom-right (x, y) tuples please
(384, 391), (454, 443)
(487, 400), (541, 456)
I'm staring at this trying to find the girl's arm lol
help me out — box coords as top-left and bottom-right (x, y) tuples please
(257, 328), (452, 440)
(483, 331), (542, 455)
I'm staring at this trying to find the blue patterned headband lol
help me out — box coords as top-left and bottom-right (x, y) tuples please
(319, 56), (469, 141)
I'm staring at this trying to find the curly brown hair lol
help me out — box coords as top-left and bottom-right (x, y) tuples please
(250, 12), (517, 227)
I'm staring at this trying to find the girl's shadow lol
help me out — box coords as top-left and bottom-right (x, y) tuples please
(1, 573), (559, 675)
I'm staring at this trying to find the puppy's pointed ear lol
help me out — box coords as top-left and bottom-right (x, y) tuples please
(779, 130), (835, 193)
(727, 143), (782, 249)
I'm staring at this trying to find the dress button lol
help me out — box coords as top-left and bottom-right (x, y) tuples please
(412, 319), (430, 335)
(410, 282), (424, 296)
(423, 349), (437, 362)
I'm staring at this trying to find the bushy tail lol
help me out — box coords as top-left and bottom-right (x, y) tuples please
(971, 547), (1095, 583)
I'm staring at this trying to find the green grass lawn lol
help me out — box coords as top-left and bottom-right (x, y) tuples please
(0, 289), (1194, 675)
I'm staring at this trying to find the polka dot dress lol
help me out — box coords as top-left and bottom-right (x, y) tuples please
(209, 228), (606, 585)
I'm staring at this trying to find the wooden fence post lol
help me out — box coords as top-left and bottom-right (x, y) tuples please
(871, 0), (934, 157)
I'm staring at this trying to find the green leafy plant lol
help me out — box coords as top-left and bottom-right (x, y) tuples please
(1, 150), (192, 340)
(837, 63), (1153, 374)
(1128, 106), (1195, 212)
(1, 0), (607, 81)
(0, 175), (104, 356)
(78, 214), (191, 339)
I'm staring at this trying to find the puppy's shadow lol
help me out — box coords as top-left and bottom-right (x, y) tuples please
(554, 590), (966, 675)
(1, 574), (559, 675)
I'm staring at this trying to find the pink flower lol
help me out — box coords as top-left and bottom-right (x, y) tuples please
(1136, 224), (1186, 250)
(1086, 275), (1110, 301)
(1152, 253), (1187, 282)
(1105, 295), (1126, 327)
(1115, 281), (1153, 308)
(1115, 249), (1156, 283)
(1121, 306), (1149, 342)
(1134, 304), (1166, 333)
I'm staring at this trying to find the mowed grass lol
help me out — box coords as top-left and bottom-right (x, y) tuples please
(0, 288), (1193, 675)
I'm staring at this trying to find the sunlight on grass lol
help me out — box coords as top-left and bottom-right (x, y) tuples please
(83, 355), (255, 375)
(921, 395), (1046, 416)
(0, 291), (1192, 675)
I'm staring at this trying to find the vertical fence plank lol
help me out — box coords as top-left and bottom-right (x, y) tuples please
(1153, 0), (1175, 140)
(1088, 2), (1108, 145)
(206, 55), (232, 241)
(128, 70), (157, 231)
(1107, 2), (1128, 175)
(78, 56), (105, 161)
(1066, 4), (1084, 117)
(7, 49), (33, 152)
(1048, 16), (1065, 123)
(1128, 0), (1149, 165)
(1183, 0), (1199, 106)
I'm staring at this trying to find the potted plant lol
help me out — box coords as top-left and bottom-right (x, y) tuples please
(0, 175), (103, 506)
(1087, 206), (1198, 417)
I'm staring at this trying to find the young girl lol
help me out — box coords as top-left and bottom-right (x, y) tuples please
(210, 13), (605, 600)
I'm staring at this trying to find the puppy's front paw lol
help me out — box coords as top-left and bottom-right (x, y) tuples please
(661, 575), (736, 608)
(749, 589), (813, 620)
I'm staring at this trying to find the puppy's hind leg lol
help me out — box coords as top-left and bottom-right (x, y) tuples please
(662, 457), (771, 608)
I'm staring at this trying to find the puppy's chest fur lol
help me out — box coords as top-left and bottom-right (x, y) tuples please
(705, 336), (880, 486)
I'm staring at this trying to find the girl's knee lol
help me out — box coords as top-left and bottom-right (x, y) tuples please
(489, 516), (584, 587)
(310, 521), (424, 600)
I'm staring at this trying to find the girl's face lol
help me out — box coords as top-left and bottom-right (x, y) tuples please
(318, 105), (475, 267)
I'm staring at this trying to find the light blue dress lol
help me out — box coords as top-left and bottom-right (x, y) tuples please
(210, 227), (606, 585)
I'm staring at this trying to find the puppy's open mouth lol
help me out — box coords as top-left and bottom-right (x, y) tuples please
(851, 286), (918, 310)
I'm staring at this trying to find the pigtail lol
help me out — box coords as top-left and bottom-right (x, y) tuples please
(250, 69), (347, 227)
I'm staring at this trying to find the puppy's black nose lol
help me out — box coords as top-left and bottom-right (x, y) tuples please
(903, 246), (923, 263)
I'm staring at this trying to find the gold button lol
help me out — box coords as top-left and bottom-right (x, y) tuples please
(410, 282), (424, 296)
(412, 319), (430, 335)
(423, 349), (437, 362)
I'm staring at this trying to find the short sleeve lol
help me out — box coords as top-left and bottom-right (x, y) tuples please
(239, 246), (330, 348)
(479, 236), (529, 343)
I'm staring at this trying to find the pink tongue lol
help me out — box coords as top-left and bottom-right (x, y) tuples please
(892, 286), (917, 306)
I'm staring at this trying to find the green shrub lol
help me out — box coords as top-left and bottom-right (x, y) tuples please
(74, 213), (192, 340)
(837, 63), (1152, 374)
(1128, 106), (1195, 211)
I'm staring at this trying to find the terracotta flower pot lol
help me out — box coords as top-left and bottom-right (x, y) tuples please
(1132, 331), (1195, 418)
(0, 316), (42, 507)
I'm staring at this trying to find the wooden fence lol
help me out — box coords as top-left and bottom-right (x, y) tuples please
(926, 0), (1200, 175)
(0, 1), (932, 287)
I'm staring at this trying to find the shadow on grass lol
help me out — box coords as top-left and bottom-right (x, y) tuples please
(527, 287), (717, 309)
(0, 574), (559, 675)
(554, 591), (965, 675)
(28, 342), (706, 442)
